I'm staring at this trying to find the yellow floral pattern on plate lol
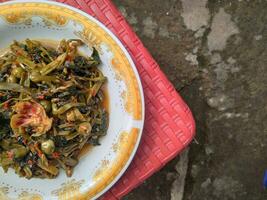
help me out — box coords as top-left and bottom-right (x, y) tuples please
(0, 1), (143, 200)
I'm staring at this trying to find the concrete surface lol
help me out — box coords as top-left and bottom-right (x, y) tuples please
(113, 0), (267, 200)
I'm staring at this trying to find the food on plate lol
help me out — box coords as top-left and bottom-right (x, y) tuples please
(0, 39), (108, 179)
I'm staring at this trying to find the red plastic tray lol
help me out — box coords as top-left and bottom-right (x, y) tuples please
(0, 0), (196, 199)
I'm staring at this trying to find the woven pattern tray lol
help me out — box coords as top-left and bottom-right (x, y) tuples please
(0, 0), (196, 199)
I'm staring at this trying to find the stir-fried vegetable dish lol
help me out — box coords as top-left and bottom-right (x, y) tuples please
(0, 39), (108, 179)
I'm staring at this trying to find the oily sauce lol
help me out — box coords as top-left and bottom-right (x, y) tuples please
(40, 40), (110, 158)
(78, 86), (109, 159)
(1, 39), (110, 158)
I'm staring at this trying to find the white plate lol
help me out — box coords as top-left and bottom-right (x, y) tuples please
(0, 1), (144, 199)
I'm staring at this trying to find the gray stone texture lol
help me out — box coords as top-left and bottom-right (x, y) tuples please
(113, 0), (267, 199)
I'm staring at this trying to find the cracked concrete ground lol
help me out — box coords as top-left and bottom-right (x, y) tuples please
(113, 0), (267, 199)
